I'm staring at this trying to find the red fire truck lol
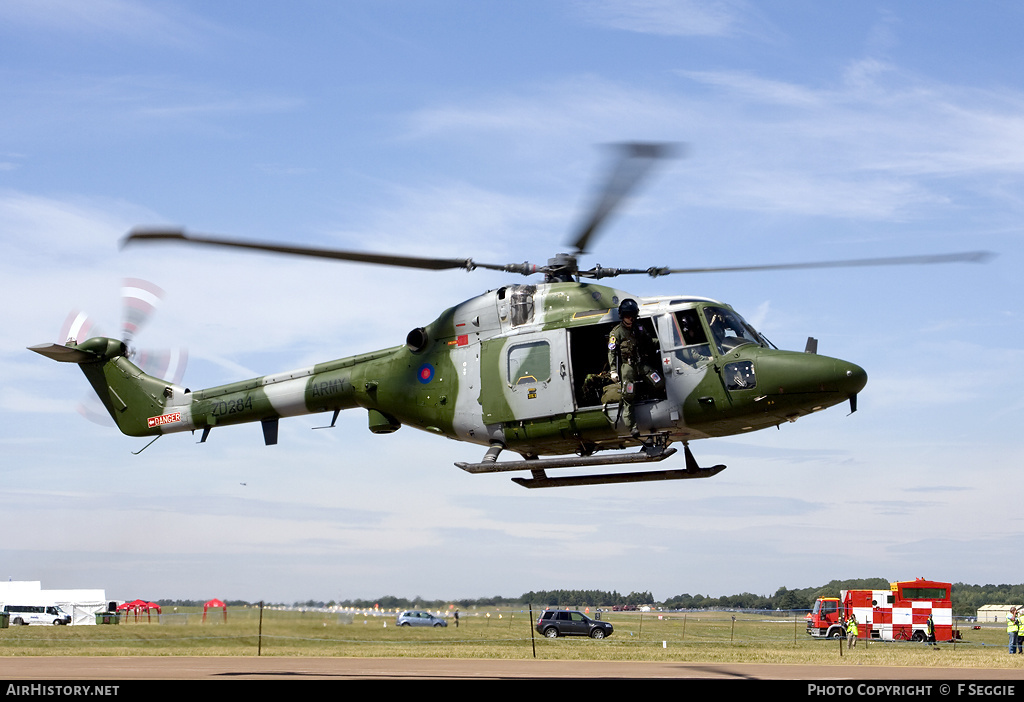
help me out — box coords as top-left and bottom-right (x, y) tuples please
(805, 578), (955, 642)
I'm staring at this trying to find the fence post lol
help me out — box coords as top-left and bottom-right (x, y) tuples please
(529, 604), (536, 659)
(258, 601), (264, 657)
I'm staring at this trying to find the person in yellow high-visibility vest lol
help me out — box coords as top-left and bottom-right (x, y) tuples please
(1010, 607), (1020, 655)
(846, 614), (858, 648)
(1015, 611), (1024, 654)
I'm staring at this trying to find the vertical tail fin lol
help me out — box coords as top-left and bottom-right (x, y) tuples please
(29, 337), (186, 437)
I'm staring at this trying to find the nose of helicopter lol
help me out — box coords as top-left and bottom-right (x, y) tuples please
(752, 350), (867, 406)
(835, 358), (868, 397)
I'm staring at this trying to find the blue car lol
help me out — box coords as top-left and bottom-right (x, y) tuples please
(396, 610), (448, 627)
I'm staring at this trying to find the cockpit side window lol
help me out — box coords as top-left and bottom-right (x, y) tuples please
(675, 309), (708, 346)
(668, 309), (713, 368)
(703, 306), (765, 355)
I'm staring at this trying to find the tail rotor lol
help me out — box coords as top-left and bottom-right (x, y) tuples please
(120, 277), (164, 348)
(48, 278), (188, 426)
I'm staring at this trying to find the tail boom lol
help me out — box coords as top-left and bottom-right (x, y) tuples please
(31, 337), (403, 442)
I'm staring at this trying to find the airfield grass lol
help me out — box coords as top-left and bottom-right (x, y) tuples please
(0, 609), (1021, 668)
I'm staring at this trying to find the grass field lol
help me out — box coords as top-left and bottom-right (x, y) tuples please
(2, 608), (1022, 669)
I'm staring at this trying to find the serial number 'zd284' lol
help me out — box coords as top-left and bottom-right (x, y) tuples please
(210, 396), (253, 417)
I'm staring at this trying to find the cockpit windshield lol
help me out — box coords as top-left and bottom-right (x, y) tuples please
(703, 306), (767, 355)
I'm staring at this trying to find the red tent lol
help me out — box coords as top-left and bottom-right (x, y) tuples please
(116, 599), (161, 622)
(202, 598), (227, 623)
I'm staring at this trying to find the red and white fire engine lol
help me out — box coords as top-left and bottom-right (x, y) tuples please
(805, 578), (956, 642)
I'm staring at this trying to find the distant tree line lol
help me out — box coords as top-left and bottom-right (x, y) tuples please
(519, 590), (654, 607)
(662, 578), (890, 612)
(154, 581), (1024, 616)
(155, 599), (256, 608)
(951, 583), (1024, 616)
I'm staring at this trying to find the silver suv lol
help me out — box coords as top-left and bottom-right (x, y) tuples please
(395, 610), (447, 627)
(535, 610), (612, 639)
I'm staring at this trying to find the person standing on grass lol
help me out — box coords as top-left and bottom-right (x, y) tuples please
(846, 614), (858, 648)
(1008, 607), (1018, 654)
(1016, 610), (1024, 653)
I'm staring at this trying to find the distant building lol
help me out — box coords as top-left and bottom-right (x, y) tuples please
(0, 580), (109, 626)
(977, 604), (1024, 623)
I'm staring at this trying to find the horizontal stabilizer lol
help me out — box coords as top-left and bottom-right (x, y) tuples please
(27, 343), (97, 363)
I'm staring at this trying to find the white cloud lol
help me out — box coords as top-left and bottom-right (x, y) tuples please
(574, 0), (755, 38)
(0, 0), (216, 48)
(399, 61), (1024, 228)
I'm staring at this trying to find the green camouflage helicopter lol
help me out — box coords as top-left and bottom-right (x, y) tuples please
(29, 145), (991, 488)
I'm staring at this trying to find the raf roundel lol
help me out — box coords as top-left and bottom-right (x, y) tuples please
(417, 363), (434, 384)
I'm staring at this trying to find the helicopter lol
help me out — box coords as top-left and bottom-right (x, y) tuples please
(29, 144), (992, 488)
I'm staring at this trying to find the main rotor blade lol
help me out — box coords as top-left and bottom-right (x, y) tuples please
(123, 228), (537, 275)
(570, 142), (682, 255)
(647, 251), (995, 277)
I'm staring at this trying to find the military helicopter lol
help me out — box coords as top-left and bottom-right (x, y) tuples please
(29, 144), (991, 488)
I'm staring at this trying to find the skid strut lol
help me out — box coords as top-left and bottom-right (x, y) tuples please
(455, 442), (725, 489)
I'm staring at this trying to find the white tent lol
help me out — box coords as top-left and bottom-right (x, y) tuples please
(0, 581), (108, 626)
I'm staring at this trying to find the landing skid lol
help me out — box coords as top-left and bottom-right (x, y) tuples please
(454, 443), (726, 489)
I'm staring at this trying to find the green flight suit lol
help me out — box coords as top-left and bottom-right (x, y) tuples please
(607, 320), (663, 435)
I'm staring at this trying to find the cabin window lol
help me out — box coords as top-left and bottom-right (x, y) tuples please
(723, 361), (756, 390)
(509, 285), (536, 327)
(507, 340), (550, 385)
(901, 588), (948, 600)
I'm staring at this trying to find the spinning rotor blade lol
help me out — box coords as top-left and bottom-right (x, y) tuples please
(121, 277), (164, 344)
(60, 279), (166, 346)
(123, 143), (682, 281)
(570, 142), (681, 255)
(60, 310), (99, 345)
(77, 397), (116, 428)
(576, 251), (993, 280)
(123, 228), (538, 276)
(134, 347), (189, 386)
(646, 251), (995, 277)
(51, 280), (188, 421)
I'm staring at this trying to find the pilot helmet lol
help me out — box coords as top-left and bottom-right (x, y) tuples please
(618, 299), (639, 319)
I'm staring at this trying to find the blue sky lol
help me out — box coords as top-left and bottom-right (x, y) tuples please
(1, 1), (1021, 604)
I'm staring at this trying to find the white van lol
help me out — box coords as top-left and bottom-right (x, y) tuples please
(4, 604), (72, 625)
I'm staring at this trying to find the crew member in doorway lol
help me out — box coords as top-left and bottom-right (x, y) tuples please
(607, 299), (662, 439)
